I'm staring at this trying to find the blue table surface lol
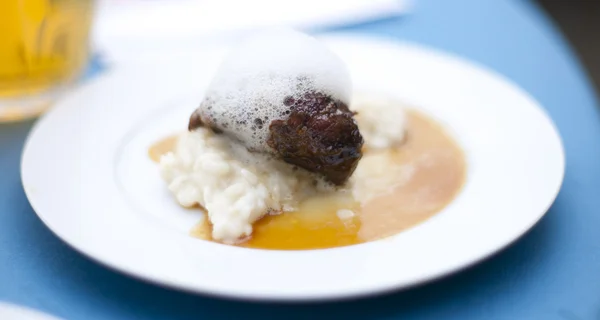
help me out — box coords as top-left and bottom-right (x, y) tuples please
(2, 0), (600, 319)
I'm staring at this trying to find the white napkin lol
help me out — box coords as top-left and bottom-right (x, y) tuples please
(93, 0), (412, 63)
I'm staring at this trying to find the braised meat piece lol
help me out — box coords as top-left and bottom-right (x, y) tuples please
(267, 92), (363, 185)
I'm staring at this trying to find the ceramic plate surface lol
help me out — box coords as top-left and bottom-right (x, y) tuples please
(21, 35), (565, 301)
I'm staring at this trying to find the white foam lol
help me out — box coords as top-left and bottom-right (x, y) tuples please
(195, 27), (352, 152)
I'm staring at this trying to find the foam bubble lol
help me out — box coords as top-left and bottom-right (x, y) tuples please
(194, 27), (352, 152)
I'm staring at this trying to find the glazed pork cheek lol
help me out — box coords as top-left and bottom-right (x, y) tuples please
(267, 92), (363, 185)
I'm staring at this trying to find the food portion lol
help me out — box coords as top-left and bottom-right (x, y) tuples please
(162, 28), (363, 244)
(187, 28), (362, 185)
(157, 28), (466, 248)
(156, 106), (465, 249)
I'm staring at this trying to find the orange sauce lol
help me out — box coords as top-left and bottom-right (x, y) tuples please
(148, 135), (178, 162)
(152, 110), (466, 250)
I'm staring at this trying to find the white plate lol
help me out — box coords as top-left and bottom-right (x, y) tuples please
(0, 302), (62, 320)
(21, 35), (565, 301)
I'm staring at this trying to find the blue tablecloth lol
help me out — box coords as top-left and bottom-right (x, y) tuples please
(2, 0), (600, 319)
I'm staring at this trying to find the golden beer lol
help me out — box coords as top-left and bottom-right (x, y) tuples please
(0, 0), (94, 121)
